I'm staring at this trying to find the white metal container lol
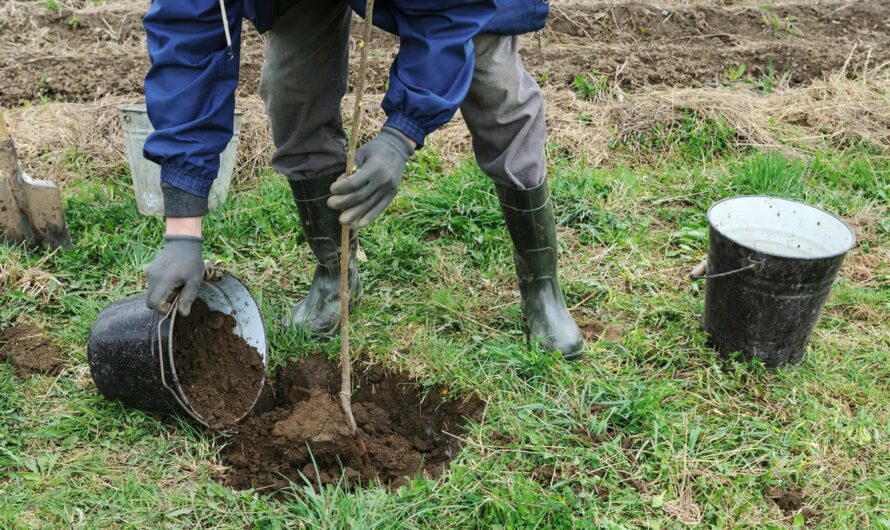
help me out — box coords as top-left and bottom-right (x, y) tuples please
(118, 104), (243, 217)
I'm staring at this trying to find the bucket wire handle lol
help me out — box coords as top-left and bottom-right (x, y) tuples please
(157, 292), (211, 428)
(690, 256), (764, 280)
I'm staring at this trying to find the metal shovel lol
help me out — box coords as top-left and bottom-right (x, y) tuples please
(0, 111), (71, 249)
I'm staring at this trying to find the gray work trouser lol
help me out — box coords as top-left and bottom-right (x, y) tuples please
(259, 1), (547, 190)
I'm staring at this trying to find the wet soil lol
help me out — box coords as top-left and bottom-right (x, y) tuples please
(535, 1), (889, 90)
(0, 323), (66, 378)
(578, 317), (625, 343)
(2, 0), (887, 106)
(172, 298), (265, 429)
(222, 355), (484, 490)
(766, 486), (804, 513)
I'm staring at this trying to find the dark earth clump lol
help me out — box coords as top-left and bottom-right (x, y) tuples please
(172, 298), (265, 428)
(0, 323), (66, 378)
(222, 355), (483, 490)
(766, 486), (804, 513)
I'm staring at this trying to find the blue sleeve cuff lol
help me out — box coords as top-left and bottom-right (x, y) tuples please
(384, 113), (427, 149)
(160, 163), (215, 198)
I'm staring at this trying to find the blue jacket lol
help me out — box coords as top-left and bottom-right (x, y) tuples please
(143, 0), (549, 198)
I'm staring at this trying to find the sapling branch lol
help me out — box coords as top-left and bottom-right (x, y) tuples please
(339, 0), (376, 439)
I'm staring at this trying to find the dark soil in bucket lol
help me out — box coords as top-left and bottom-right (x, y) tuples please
(172, 298), (265, 428)
(0, 323), (66, 378)
(222, 355), (484, 491)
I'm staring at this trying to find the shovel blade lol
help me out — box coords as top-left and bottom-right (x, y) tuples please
(0, 166), (33, 243)
(0, 138), (71, 249)
(19, 171), (72, 249)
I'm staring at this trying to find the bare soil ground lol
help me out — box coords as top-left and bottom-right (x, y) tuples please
(2, 0), (887, 191)
(1, 0), (887, 106)
(0, 322), (66, 377)
(538, 1), (889, 89)
(224, 355), (483, 490)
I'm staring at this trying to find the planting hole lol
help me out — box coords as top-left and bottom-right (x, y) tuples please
(221, 355), (483, 490)
(0, 323), (65, 378)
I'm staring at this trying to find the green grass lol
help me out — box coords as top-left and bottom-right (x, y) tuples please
(1, 144), (888, 528)
(616, 110), (741, 164)
(573, 70), (611, 102)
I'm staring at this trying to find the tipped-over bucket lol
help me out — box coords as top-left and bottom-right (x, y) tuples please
(695, 196), (855, 367)
(87, 271), (267, 426)
(119, 104), (242, 217)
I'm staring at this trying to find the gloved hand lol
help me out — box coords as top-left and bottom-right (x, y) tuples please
(145, 235), (205, 316)
(328, 126), (414, 228)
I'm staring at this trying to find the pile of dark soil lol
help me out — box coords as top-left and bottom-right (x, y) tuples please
(0, 323), (66, 377)
(172, 298), (266, 428)
(222, 355), (483, 490)
(766, 486), (804, 513)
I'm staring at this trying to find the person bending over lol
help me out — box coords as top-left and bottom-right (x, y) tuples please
(142, 0), (584, 359)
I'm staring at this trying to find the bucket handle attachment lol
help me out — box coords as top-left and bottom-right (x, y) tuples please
(154, 263), (226, 428)
(690, 256), (764, 280)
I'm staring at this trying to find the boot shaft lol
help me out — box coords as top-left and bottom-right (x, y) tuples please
(288, 171), (356, 268)
(496, 180), (585, 360)
(496, 181), (559, 284)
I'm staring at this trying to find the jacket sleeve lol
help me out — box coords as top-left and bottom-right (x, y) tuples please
(377, 0), (496, 148)
(143, 0), (243, 210)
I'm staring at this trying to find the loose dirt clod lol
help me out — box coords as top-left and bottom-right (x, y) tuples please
(766, 486), (804, 513)
(172, 298), (265, 428)
(222, 355), (483, 490)
(0, 323), (65, 377)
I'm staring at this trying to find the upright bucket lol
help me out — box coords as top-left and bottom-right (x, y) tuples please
(87, 272), (267, 425)
(118, 104), (243, 217)
(697, 196), (855, 367)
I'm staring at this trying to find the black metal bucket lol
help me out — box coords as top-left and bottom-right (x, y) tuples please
(692, 196), (856, 368)
(87, 271), (268, 426)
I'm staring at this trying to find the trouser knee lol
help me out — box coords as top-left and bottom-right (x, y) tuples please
(461, 34), (547, 190)
(259, 0), (351, 182)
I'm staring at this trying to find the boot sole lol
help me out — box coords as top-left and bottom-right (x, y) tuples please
(525, 328), (585, 362)
(562, 350), (585, 362)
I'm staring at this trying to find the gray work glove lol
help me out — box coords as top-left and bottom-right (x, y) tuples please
(145, 235), (205, 316)
(328, 126), (414, 228)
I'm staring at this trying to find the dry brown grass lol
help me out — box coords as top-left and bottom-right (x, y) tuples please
(840, 206), (890, 289)
(5, 96), (129, 183)
(0, 249), (63, 304)
(5, 67), (888, 187)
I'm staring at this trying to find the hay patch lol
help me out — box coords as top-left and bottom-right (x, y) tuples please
(4, 70), (888, 187)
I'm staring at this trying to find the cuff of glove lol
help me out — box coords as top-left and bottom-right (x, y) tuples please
(378, 126), (416, 160)
(162, 182), (209, 217)
(162, 234), (204, 256)
(163, 234), (204, 244)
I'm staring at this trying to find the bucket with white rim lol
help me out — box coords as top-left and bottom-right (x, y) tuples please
(691, 195), (856, 367)
(87, 270), (268, 427)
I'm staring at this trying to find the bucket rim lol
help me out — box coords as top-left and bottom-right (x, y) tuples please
(117, 103), (244, 116)
(706, 195), (857, 261)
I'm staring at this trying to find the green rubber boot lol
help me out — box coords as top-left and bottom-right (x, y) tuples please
(285, 171), (361, 337)
(496, 181), (585, 360)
